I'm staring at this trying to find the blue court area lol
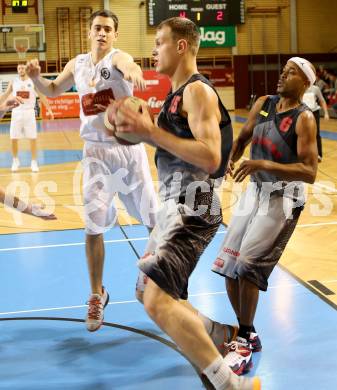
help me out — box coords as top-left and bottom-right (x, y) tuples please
(0, 149), (82, 168)
(0, 225), (336, 389)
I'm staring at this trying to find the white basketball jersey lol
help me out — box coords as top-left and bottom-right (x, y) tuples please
(12, 77), (37, 111)
(74, 49), (133, 143)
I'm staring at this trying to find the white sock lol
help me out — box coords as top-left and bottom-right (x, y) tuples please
(202, 356), (232, 390)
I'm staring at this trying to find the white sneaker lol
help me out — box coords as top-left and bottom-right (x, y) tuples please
(11, 158), (20, 172)
(223, 337), (253, 375)
(85, 286), (109, 332)
(31, 160), (39, 172)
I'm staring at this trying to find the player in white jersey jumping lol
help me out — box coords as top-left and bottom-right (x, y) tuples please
(26, 9), (157, 332)
(0, 63), (54, 172)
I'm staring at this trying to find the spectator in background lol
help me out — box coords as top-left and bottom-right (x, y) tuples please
(326, 71), (337, 103)
(302, 83), (329, 162)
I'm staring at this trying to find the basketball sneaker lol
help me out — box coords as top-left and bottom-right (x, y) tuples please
(86, 286), (109, 332)
(223, 337), (253, 375)
(31, 160), (39, 172)
(11, 157), (20, 172)
(249, 332), (262, 353)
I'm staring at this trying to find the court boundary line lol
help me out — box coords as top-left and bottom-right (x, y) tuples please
(1, 221), (337, 251)
(278, 263), (337, 311)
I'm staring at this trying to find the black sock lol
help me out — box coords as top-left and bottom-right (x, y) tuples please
(238, 323), (253, 340)
(237, 317), (256, 334)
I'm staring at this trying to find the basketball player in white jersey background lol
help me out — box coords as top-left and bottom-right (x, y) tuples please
(0, 63), (54, 172)
(26, 9), (157, 332)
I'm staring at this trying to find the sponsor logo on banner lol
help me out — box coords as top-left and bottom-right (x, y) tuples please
(199, 26), (236, 48)
(41, 93), (80, 119)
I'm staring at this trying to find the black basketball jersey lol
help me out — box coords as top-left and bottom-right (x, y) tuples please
(251, 95), (310, 200)
(155, 73), (233, 200)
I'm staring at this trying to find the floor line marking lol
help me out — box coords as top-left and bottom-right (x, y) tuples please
(1, 220), (337, 252)
(0, 236), (150, 252)
(2, 281), (336, 316)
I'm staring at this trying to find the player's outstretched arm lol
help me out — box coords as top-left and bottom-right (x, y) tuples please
(26, 58), (76, 97)
(112, 51), (146, 91)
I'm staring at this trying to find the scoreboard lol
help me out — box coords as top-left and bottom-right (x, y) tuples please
(12, 0), (28, 13)
(147, 0), (245, 27)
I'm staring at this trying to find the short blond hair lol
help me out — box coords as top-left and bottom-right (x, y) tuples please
(157, 17), (200, 55)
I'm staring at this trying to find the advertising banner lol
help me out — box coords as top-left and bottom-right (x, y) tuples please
(41, 71), (171, 119)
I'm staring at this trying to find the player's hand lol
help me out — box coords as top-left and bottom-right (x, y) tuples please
(123, 64), (147, 91)
(0, 96), (23, 111)
(225, 159), (235, 179)
(47, 110), (54, 120)
(25, 203), (57, 220)
(324, 113), (330, 120)
(112, 100), (154, 141)
(26, 59), (41, 80)
(233, 160), (265, 182)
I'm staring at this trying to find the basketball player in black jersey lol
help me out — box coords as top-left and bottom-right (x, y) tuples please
(196, 58), (318, 375)
(112, 17), (260, 390)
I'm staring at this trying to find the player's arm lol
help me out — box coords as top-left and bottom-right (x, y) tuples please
(114, 81), (222, 173)
(112, 51), (146, 90)
(35, 89), (54, 119)
(26, 58), (75, 97)
(0, 82), (14, 104)
(152, 82), (223, 173)
(225, 95), (267, 177)
(0, 187), (56, 220)
(232, 96), (267, 162)
(234, 110), (318, 183)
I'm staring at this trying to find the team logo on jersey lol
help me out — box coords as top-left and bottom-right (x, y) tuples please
(279, 116), (293, 132)
(101, 68), (110, 80)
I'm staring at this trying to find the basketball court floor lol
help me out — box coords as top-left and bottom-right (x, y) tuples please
(0, 114), (336, 389)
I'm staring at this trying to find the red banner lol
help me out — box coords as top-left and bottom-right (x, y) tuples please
(135, 70), (171, 114)
(41, 71), (171, 119)
(41, 93), (80, 119)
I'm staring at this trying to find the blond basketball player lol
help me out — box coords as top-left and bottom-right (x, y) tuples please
(112, 17), (260, 390)
(26, 9), (157, 332)
(0, 63), (54, 172)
